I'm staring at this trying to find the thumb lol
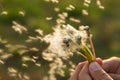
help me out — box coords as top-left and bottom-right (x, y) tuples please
(89, 62), (113, 80)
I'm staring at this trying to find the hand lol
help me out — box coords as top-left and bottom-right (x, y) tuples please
(102, 57), (120, 80)
(89, 62), (113, 80)
(70, 58), (103, 80)
(70, 57), (120, 80)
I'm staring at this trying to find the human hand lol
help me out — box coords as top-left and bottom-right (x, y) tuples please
(70, 58), (103, 80)
(102, 57), (120, 80)
(70, 57), (120, 80)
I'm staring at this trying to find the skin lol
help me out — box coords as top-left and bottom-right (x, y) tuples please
(70, 57), (120, 80)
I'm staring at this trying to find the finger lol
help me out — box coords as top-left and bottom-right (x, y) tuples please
(89, 62), (113, 80)
(96, 58), (103, 66)
(102, 57), (120, 73)
(109, 73), (120, 80)
(78, 62), (92, 80)
(70, 61), (86, 80)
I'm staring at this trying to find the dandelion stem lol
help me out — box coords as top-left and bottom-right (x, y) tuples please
(89, 35), (96, 59)
(76, 51), (87, 60)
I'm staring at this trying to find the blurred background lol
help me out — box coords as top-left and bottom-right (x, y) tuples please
(0, 0), (120, 80)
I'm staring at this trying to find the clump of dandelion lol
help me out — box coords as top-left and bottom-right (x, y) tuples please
(43, 24), (96, 62)
(42, 24), (96, 79)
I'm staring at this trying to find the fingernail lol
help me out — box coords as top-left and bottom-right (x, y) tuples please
(89, 62), (101, 72)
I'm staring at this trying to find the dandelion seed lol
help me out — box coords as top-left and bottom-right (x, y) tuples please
(82, 9), (88, 15)
(35, 63), (41, 67)
(96, 0), (104, 9)
(35, 29), (43, 36)
(54, 7), (60, 12)
(18, 73), (23, 79)
(66, 4), (75, 11)
(58, 12), (68, 20)
(1, 11), (8, 15)
(22, 56), (32, 61)
(0, 49), (3, 54)
(83, 3), (89, 7)
(12, 21), (27, 34)
(8, 67), (18, 77)
(51, 0), (59, 3)
(23, 74), (30, 80)
(29, 47), (39, 52)
(22, 63), (28, 67)
(1, 54), (12, 60)
(56, 18), (65, 24)
(84, 0), (91, 4)
(0, 60), (4, 64)
(32, 56), (39, 59)
(69, 17), (81, 23)
(19, 11), (25, 16)
(46, 17), (52, 20)
(31, 59), (36, 63)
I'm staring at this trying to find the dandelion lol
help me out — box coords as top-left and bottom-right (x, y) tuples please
(43, 24), (96, 63)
